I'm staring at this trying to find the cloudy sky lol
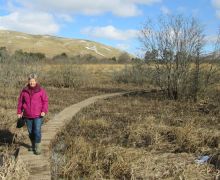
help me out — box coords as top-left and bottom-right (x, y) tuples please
(0, 0), (219, 55)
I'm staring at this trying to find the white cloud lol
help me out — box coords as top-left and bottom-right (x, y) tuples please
(128, 0), (161, 3)
(160, 6), (171, 15)
(56, 14), (74, 22)
(81, 25), (139, 41)
(216, 9), (220, 18)
(0, 11), (59, 34)
(177, 6), (186, 14)
(205, 35), (218, 44)
(13, 0), (162, 17)
(0, 0), (162, 35)
(212, 0), (220, 18)
(116, 43), (130, 51)
(212, 0), (220, 8)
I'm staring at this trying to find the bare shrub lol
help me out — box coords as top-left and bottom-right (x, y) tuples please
(0, 61), (42, 88)
(12, 49), (45, 63)
(139, 15), (209, 101)
(0, 47), (9, 63)
(170, 121), (220, 153)
(117, 52), (131, 63)
(112, 63), (151, 85)
(45, 65), (91, 88)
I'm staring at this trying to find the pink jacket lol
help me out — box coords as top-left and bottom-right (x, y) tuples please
(17, 84), (48, 118)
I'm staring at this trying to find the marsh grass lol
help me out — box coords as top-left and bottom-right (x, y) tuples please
(52, 91), (219, 179)
(0, 61), (145, 179)
(0, 145), (29, 179)
(0, 59), (219, 179)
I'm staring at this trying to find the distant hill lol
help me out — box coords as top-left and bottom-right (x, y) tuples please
(0, 30), (126, 58)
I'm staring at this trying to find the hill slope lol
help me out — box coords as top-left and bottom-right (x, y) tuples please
(0, 30), (125, 58)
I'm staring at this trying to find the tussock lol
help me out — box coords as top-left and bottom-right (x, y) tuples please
(0, 151), (29, 180)
(52, 92), (220, 179)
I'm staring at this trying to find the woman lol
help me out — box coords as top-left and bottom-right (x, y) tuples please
(17, 73), (48, 155)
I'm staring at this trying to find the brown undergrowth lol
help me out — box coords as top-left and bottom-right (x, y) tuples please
(0, 62), (145, 179)
(52, 91), (220, 179)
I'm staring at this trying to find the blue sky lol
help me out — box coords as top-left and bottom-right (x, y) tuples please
(0, 0), (220, 56)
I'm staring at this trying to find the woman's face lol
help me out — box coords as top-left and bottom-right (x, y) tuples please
(29, 78), (37, 87)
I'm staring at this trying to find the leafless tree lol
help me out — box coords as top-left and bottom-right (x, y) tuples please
(139, 15), (205, 100)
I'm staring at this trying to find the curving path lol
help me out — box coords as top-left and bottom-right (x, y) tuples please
(17, 92), (129, 180)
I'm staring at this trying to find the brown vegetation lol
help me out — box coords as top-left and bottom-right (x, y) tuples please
(0, 58), (143, 179)
(0, 38), (219, 179)
(51, 91), (220, 179)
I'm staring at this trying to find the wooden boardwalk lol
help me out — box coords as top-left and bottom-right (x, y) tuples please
(17, 92), (127, 180)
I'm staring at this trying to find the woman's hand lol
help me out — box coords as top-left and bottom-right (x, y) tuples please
(41, 112), (45, 117)
(17, 114), (22, 118)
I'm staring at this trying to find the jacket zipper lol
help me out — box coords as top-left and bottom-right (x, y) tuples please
(30, 93), (32, 115)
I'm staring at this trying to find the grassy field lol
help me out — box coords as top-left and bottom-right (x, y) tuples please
(51, 91), (220, 179)
(0, 61), (219, 179)
(0, 62), (148, 179)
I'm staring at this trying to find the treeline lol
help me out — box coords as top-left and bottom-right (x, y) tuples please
(0, 47), (45, 63)
(144, 49), (220, 64)
(0, 47), (141, 64)
(51, 52), (137, 64)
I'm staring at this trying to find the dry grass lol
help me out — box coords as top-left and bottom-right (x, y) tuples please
(0, 86), (104, 179)
(0, 60), (219, 179)
(0, 61), (147, 179)
(51, 91), (220, 179)
(0, 147), (29, 180)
